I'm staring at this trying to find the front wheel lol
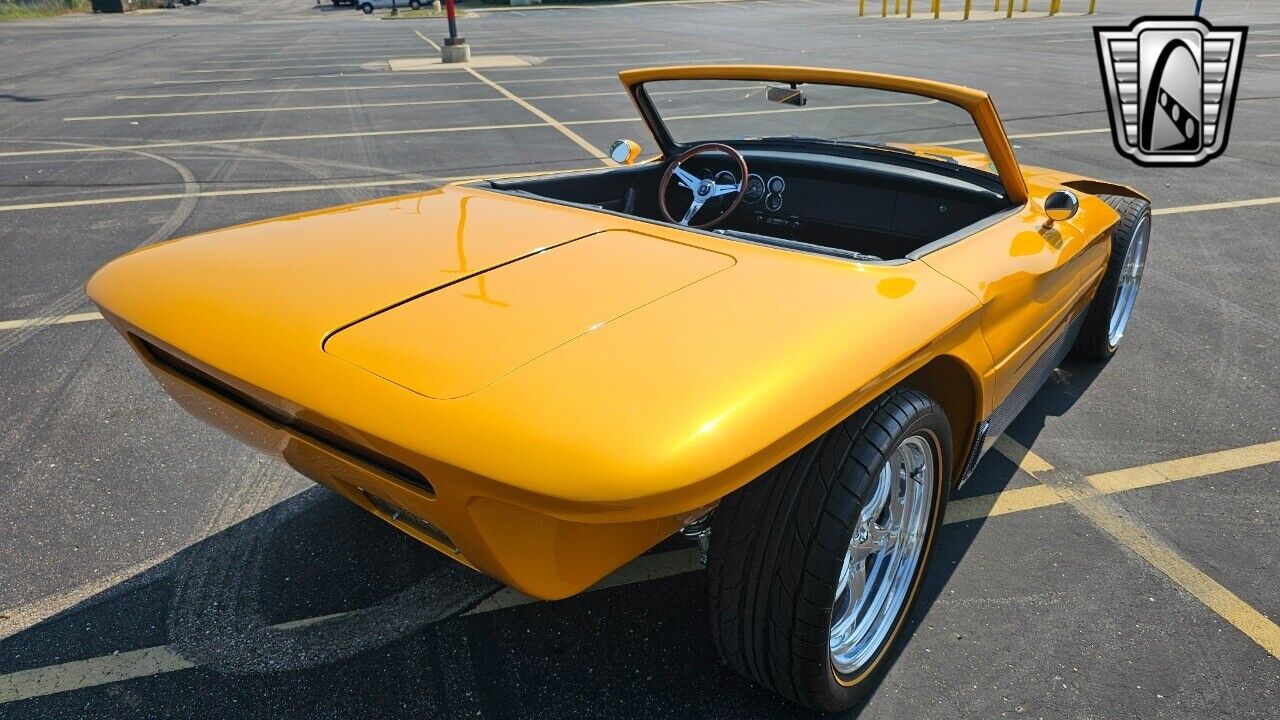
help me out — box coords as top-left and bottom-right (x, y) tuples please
(359, 2), (373, 11)
(1072, 194), (1152, 360)
(408, 0), (421, 8)
(706, 388), (951, 712)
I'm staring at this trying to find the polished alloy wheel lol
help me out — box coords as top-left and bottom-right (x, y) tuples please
(1107, 214), (1150, 348)
(829, 434), (935, 676)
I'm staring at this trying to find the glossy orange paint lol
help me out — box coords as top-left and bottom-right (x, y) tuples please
(86, 67), (1138, 600)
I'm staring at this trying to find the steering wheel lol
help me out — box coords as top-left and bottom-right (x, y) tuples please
(658, 143), (749, 229)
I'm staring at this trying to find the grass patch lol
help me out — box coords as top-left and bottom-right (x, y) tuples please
(0, 0), (90, 21)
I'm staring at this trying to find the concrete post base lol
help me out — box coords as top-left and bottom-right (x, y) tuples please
(441, 38), (470, 64)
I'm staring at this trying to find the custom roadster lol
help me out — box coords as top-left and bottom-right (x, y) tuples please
(88, 66), (1150, 711)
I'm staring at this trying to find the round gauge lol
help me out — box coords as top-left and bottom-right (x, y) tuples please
(764, 193), (783, 212)
(744, 174), (765, 203)
(767, 175), (786, 194)
(714, 170), (737, 189)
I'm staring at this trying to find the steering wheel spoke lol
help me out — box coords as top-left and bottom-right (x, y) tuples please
(672, 166), (701, 192)
(658, 143), (749, 230)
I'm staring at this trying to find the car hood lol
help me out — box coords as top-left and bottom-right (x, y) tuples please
(88, 184), (978, 516)
(324, 229), (734, 399)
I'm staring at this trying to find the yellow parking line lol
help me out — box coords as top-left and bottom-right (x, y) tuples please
(943, 484), (1061, 524)
(1012, 447), (1280, 660)
(1087, 440), (1280, 494)
(1153, 196), (1280, 215)
(991, 434), (1055, 473)
(1, 436), (1276, 704)
(0, 311), (102, 331)
(1050, 482), (1280, 659)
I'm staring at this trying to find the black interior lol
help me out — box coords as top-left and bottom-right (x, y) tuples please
(486, 145), (1012, 261)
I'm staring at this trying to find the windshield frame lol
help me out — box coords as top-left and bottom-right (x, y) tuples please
(620, 65), (1027, 206)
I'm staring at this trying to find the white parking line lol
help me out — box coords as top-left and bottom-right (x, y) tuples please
(64, 96), (511, 121)
(196, 44), (665, 65)
(119, 74), (618, 99)
(2, 100), (926, 159)
(76, 86), (739, 121)
(0, 312), (103, 331)
(149, 57), (743, 86)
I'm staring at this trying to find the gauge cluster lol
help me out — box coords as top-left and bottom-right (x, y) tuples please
(745, 174), (786, 212)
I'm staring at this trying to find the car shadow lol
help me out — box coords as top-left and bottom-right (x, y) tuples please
(0, 362), (1105, 719)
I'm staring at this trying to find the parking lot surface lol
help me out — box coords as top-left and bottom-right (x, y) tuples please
(0, 0), (1277, 717)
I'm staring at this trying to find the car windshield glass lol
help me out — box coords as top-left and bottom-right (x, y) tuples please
(640, 79), (998, 175)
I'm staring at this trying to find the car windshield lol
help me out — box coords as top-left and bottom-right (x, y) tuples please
(639, 79), (998, 175)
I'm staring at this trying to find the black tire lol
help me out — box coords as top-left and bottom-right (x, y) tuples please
(706, 388), (952, 713)
(1071, 194), (1152, 361)
(408, 0), (421, 8)
(360, 2), (373, 11)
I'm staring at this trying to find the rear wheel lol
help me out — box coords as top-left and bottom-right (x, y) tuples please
(706, 388), (951, 712)
(408, 0), (422, 8)
(360, 2), (373, 11)
(1072, 194), (1152, 360)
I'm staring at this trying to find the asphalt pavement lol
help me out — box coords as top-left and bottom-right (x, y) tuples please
(0, 0), (1277, 717)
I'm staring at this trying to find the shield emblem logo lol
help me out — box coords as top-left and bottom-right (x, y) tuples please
(1095, 16), (1247, 167)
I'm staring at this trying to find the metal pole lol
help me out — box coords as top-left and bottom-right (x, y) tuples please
(1194, 0), (1203, 16)
(444, 0), (458, 39)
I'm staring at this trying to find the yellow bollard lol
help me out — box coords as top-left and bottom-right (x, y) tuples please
(895, 0), (901, 15)
(882, 0), (888, 17)
(1021, 0), (1028, 11)
(932, 0), (940, 19)
(1049, 0), (1059, 16)
(964, 0), (972, 20)
(906, 0), (913, 17)
(1006, 0), (1013, 17)
(859, 0), (865, 17)
(1089, 0), (1097, 13)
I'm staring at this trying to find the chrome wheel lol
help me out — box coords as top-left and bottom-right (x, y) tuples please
(1107, 214), (1149, 348)
(829, 434), (935, 676)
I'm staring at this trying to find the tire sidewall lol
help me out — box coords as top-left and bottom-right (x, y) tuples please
(813, 410), (952, 710)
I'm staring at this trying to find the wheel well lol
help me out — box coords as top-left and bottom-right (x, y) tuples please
(901, 355), (981, 483)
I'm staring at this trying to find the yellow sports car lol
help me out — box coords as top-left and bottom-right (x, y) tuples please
(88, 66), (1150, 712)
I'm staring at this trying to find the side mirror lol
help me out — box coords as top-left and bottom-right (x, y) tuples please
(609, 139), (641, 165)
(1043, 190), (1079, 227)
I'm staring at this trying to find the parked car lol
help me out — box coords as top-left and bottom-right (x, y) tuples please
(354, 0), (422, 12)
(88, 65), (1150, 713)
